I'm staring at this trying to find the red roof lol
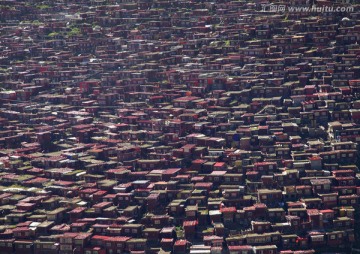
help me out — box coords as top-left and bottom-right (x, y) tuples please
(164, 168), (181, 174)
(228, 245), (253, 250)
(174, 240), (188, 246)
(161, 238), (174, 243)
(221, 207), (237, 213)
(109, 237), (131, 242)
(183, 220), (198, 227)
(307, 209), (320, 216)
(210, 170), (226, 176)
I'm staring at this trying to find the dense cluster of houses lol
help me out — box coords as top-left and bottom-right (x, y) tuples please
(0, 0), (360, 253)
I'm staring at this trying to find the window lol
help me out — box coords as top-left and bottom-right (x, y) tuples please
(312, 235), (324, 242)
(60, 245), (72, 251)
